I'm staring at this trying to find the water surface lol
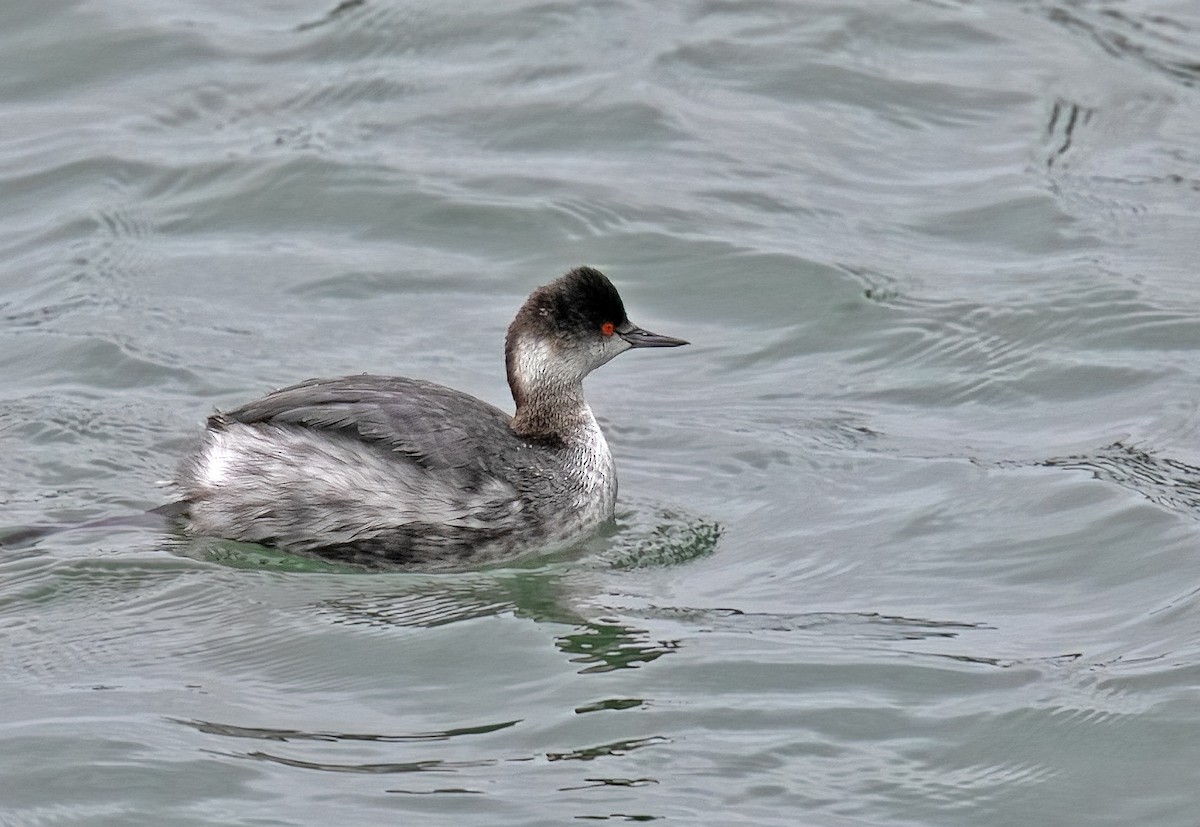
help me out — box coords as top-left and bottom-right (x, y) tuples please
(3, 1), (1200, 824)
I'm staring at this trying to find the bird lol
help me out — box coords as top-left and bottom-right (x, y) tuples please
(171, 266), (687, 570)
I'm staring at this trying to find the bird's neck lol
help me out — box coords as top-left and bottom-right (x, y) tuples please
(506, 335), (591, 444)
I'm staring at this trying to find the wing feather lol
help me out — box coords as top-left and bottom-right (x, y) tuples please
(217, 375), (518, 471)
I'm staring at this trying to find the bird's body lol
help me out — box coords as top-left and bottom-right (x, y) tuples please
(172, 267), (685, 570)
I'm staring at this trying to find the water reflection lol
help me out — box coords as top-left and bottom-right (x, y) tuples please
(320, 573), (686, 673)
(557, 620), (680, 673)
(906, 650), (1083, 670)
(1043, 98), (1093, 169)
(1041, 441), (1200, 518)
(575, 698), (646, 714)
(632, 605), (991, 641)
(173, 716), (521, 743)
(1042, 3), (1200, 87)
(547, 736), (670, 763)
(560, 776), (658, 790)
(227, 750), (493, 774)
(297, 0), (366, 33)
(172, 715), (667, 784)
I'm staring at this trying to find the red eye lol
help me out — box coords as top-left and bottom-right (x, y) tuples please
(601, 322), (615, 336)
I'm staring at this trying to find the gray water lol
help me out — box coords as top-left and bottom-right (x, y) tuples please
(3, 0), (1200, 824)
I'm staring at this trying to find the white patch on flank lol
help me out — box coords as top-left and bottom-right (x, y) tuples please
(180, 422), (527, 553)
(198, 432), (234, 489)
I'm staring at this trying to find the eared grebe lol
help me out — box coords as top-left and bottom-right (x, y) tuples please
(173, 266), (687, 569)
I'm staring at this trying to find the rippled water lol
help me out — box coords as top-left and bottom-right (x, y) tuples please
(3, 0), (1200, 824)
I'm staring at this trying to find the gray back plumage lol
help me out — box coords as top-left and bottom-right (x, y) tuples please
(217, 375), (524, 473)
